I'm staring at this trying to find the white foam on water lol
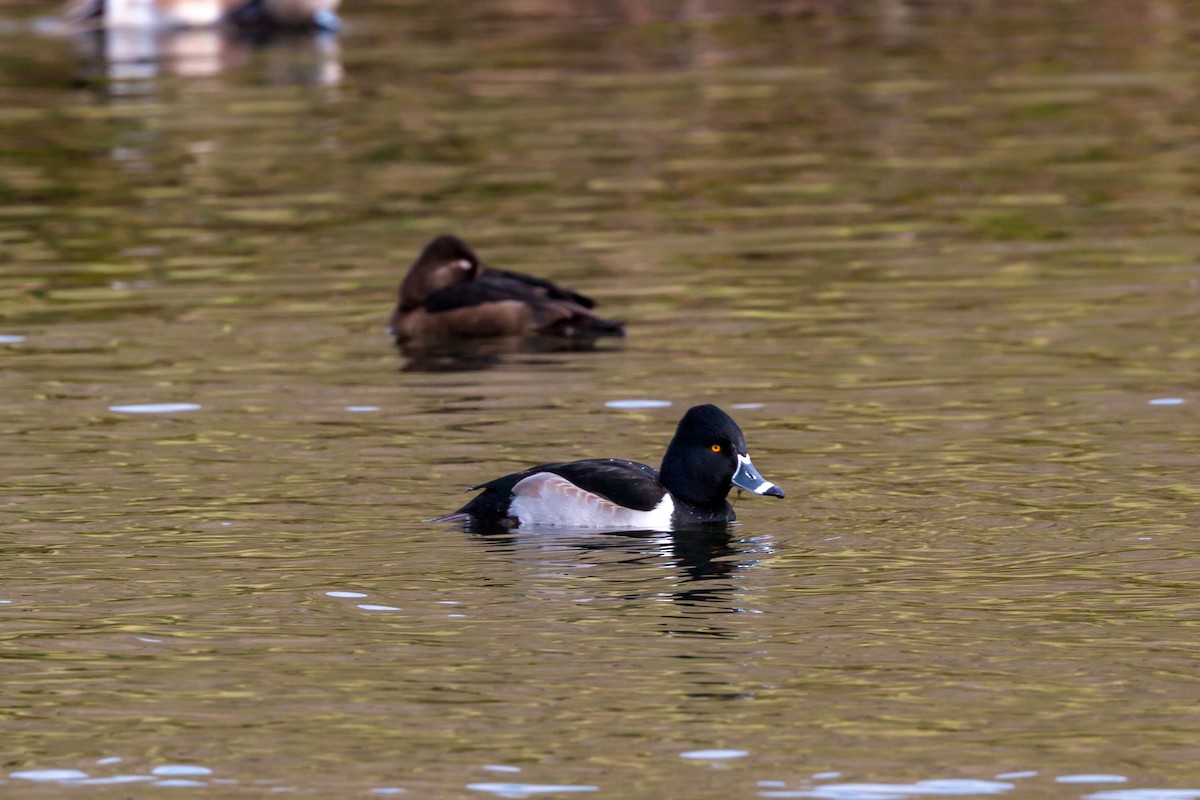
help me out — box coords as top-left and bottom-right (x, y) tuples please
(155, 779), (208, 787)
(76, 775), (155, 785)
(813, 773), (842, 780)
(0, 334), (26, 344)
(152, 765), (213, 777)
(759, 780), (788, 787)
(762, 780), (1015, 799)
(11, 769), (89, 782)
(326, 591), (368, 598)
(1059, 775), (1129, 784)
(808, 784), (925, 799)
(484, 766), (522, 773)
(917, 781), (1015, 794)
(448, 614), (467, 618)
(0, 600), (12, 605)
(357, 604), (401, 612)
(680, 749), (748, 760)
(467, 784), (598, 798)
(370, 789), (407, 795)
(1086, 791), (1200, 800)
(138, 637), (162, 643)
(994, 772), (1037, 780)
(732, 403), (765, 409)
(110, 403), (202, 414)
(604, 399), (672, 409)
(347, 406), (381, 412)
(96, 757), (122, 766)
(1148, 398), (1184, 406)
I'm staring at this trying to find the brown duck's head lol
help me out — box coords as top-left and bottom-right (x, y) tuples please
(397, 235), (483, 312)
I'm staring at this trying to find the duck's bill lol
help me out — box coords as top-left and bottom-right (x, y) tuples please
(732, 453), (785, 498)
(313, 8), (342, 31)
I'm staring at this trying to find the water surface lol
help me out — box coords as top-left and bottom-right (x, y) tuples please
(2, 1), (1200, 797)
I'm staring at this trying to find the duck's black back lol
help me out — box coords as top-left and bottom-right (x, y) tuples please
(485, 268), (596, 309)
(457, 458), (664, 520)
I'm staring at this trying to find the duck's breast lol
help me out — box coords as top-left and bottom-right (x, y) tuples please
(396, 301), (532, 339)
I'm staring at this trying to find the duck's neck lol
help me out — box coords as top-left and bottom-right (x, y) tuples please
(659, 455), (730, 514)
(669, 496), (735, 525)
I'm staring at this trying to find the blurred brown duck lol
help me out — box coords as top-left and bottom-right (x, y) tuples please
(63, 0), (341, 31)
(389, 235), (625, 343)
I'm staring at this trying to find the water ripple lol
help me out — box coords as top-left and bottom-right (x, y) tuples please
(468, 783), (599, 798)
(110, 403), (202, 414)
(761, 779), (1015, 799)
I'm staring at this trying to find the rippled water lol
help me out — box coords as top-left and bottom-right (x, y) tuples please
(2, 1), (1200, 797)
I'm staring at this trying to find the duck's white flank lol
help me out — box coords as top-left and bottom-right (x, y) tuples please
(509, 472), (675, 530)
(100, 0), (221, 27)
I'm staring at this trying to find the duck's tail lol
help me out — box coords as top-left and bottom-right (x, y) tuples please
(578, 314), (626, 338)
(537, 307), (625, 339)
(62, 0), (103, 28)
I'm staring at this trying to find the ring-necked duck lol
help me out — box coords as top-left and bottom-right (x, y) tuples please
(436, 404), (784, 530)
(389, 235), (625, 343)
(63, 0), (341, 32)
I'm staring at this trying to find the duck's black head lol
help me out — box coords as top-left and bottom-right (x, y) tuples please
(659, 404), (784, 509)
(397, 234), (482, 311)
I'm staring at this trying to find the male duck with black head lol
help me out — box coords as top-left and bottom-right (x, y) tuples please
(436, 405), (784, 531)
(390, 235), (625, 343)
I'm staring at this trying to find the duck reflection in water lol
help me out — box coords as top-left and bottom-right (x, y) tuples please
(64, 0), (342, 85)
(396, 334), (614, 374)
(63, 0), (341, 33)
(468, 525), (770, 621)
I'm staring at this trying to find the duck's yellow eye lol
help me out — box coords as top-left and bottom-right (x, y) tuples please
(711, 443), (722, 453)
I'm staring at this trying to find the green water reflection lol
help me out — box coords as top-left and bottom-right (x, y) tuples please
(1, 1), (1200, 797)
